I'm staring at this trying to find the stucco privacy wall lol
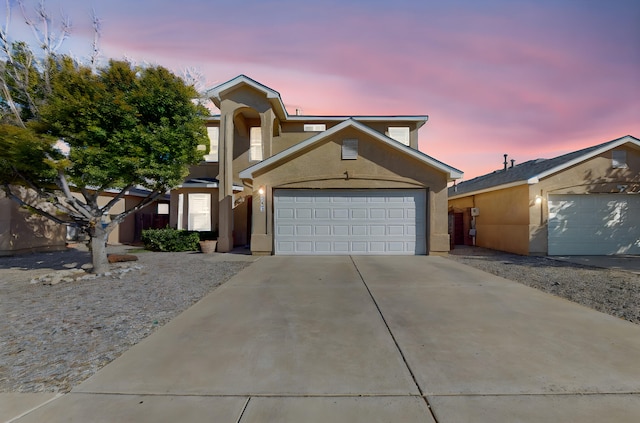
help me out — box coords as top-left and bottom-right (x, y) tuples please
(248, 128), (450, 255)
(449, 184), (531, 255)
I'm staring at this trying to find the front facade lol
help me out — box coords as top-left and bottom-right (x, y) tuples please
(448, 136), (640, 255)
(171, 75), (462, 255)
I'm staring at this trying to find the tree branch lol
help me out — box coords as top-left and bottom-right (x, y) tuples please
(106, 190), (165, 232)
(56, 170), (94, 219)
(100, 183), (133, 213)
(2, 182), (70, 225)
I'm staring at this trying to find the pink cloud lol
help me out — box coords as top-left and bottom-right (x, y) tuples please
(29, 0), (640, 180)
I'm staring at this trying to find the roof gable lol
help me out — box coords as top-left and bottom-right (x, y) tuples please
(239, 119), (463, 181)
(449, 135), (640, 198)
(206, 75), (288, 120)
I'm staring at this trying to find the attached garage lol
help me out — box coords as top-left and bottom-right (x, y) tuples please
(274, 189), (426, 255)
(548, 194), (640, 255)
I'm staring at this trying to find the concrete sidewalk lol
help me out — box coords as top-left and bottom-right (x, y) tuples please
(9, 256), (640, 422)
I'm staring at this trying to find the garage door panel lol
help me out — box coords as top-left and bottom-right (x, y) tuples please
(370, 225), (385, 236)
(370, 208), (386, 219)
(352, 209), (367, 219)
(277, 208), (294, 219)
(274, 189), (426, 255)
(277, 225), (294, 236)
(548, 194), (640, 255)
(333, 209), (349, 219)
(296, 209), (312, 219)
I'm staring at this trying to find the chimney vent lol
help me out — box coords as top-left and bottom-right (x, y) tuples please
(510, 159), (515, 168)
(503, 154), (508, 171)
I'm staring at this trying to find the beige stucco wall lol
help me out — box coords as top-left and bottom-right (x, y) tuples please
(248, 129), (450, 255)
(448, 142), (640, 255)
(0, 187), (66, 256)
(449, 184), (530, 255)
(273, 121), (422, 154)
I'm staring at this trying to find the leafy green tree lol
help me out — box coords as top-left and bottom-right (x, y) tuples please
(1, 55), (208, 273)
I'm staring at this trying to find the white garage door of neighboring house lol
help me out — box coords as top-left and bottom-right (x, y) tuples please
(274, 189), (426, 255)
(548, 194), (640, 255)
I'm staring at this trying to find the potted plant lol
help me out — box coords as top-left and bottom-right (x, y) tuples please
(198, 231), (218, 254)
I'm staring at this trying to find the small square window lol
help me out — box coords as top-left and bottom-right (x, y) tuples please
(612, 150), (627, 169)
(157, 203), (169, 215)
(342, 139), (358, 160)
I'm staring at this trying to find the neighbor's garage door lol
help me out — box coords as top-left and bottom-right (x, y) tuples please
(274, 189), (426, 255)
(548, 194), (640, 255)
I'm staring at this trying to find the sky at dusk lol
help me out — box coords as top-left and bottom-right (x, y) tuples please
(5, 0), (640, 180)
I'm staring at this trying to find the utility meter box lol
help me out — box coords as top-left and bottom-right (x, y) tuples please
(471, 207), (480, 216)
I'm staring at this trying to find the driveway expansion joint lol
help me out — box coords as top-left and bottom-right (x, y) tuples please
(349, 256), (440, 423)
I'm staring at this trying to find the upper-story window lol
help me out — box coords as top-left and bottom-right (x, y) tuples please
(250, 127), (263, 161)
(612, 150), (627, 169)
(304, 124), (326, 132)
(387, 127), (410, 146)
(203, 126), (219, 162)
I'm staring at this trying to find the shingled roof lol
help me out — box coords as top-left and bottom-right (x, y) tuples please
(449, 135), (639, 198)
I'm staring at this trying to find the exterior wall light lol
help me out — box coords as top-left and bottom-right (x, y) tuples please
(535, 195), (543, 205)
(258, 186), (265, 212)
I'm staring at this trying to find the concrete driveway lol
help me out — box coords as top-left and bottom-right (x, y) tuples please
(11, 256), (640, 422)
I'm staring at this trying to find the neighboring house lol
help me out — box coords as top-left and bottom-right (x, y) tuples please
(0, 186), (67, 255)
(0, 186), (168, 256)
(448, 135), (640, 256)
(171, 75), (463, 255)
(67, 188), (170, 245)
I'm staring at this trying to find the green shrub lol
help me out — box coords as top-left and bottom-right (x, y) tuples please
(141, 228), (200, 252)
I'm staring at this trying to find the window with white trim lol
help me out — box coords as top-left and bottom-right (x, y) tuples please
(203, 127), (219, 162)
(249, 127), (263, 161)
(612, 150), (627, 169)
(304, 124), (326, 132)
(188, 193), (211, 231)
(387, 127), (410, 146)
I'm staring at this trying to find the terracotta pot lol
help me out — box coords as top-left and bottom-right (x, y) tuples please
(199, 240), (217, 254)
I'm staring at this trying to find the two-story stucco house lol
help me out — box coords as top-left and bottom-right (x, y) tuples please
(170, 75), (463, 255)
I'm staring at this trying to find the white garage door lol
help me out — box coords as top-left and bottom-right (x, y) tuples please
(274, 189), (426, 255)
(548, 194), (640, 255)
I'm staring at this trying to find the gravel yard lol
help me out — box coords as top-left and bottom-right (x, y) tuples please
(0, 245), (252, 393)
(446, 246), (640, 325)
(1, 245), (638, 394)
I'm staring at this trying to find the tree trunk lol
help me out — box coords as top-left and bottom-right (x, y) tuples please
(90, 228), (109, 274)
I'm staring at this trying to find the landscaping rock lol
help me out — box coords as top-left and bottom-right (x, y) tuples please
(107, 254), (139, 264)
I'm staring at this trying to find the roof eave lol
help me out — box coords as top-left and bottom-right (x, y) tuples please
(448, 179), (532, 199)
(531, 135), (640, 182)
